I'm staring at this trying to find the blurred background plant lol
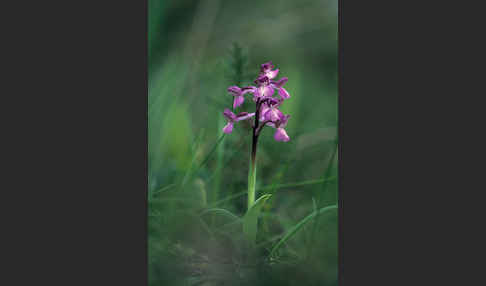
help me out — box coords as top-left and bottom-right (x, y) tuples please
(148, 1), (338, 285)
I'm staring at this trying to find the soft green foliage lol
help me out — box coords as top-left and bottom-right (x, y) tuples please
(148, 0), (338, 285)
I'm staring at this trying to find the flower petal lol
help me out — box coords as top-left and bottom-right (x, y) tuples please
(241, 86), (256, 95)
(264, 107), (283, 122)
(266, 122), (276, 128)
(266, 68), (279, 79)
(236, 112), (255, 121)
(258, 85), (274, 98)
(255, 86), (265, 98)
(223, 122), (234, 134)
(223, 108), (237, 121)
(278, 87), (290, 99)
(259, 103), (270, 121)
(274, 128), (290, 142)
(227, 86), (242, 96)
(233, 95), (245, 109)
(267, 86), (275, 97)
(280, 114), (290, 127)
(272, 77), (288, 88)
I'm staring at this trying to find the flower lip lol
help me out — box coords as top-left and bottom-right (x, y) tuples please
(263, 107), (283, 122)
(274, 127), (290, 142)
(223, 122), (234, 134)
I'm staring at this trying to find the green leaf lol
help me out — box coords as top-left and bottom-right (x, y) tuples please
(243, 194), (272, 244)
(200, 208), (240, 222)
(269, 204), (337, 258)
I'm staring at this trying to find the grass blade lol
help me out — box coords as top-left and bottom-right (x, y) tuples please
(200, 208), (240, 222)
(269, 204), (337, 258)
(197, 133), (225, 171)
(151, 183), (177, 198)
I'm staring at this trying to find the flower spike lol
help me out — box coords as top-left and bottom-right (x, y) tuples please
(224, 61), (290, 142)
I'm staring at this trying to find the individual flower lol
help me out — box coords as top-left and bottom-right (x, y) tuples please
(271, 114), (291, 142)
(270, 77), (290, 100)
(253, 75), (274, 100)
(260, 61), (279, 79)
(222, 108), (255, 134)
(258, 97), (281, 121)
(263, 105), (283, 122)
(228, 86), (256, 109)
(261, 97), (283, 122)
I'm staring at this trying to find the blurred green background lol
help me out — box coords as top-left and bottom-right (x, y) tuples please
(148, 0), (338, 285)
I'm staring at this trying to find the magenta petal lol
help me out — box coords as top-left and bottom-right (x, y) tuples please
(223, 122), (234, 134)
(233, 95), (245, 108)
(259, 104), (270, 121)
(280, 114), (290, 127)
(223, 108), (237, 121)
(274, 128), (290, 142)
(227, 86), (241, 96)
(266, 69), (279, 79)
(241, 86), (256, 95)
(236, 112), (255, 121)
(255, 86), (264, 98)
(266, 122), (276, 128)
(278, 87), (290, 99)
(263, 85), (274, 98)
(264, 107), (282, 122)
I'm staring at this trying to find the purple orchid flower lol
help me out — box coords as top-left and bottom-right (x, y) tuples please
(222, 108), (255, 134)
(228, 86), (256, 109)
(271, 77), (290, 100)
(225, 61), (292, 216)
(253, 75), (274, 100)
(224, 61), (290, 143)
(260, 61), (279, 79)
(260, 97), (283, 122)
(267, 114), (291, 142)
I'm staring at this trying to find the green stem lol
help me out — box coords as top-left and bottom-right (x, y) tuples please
(248, 147), (257, 210)
(248, 99), (261, 210)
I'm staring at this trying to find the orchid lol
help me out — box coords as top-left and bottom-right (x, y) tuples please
(223, 61), (292, 218)
(268, 114), (291, 142)
(253, 75), (274, 100)
(227, 86), (256, 109)
(260, 61), (279, 79)
(224, 61), (291, 142)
